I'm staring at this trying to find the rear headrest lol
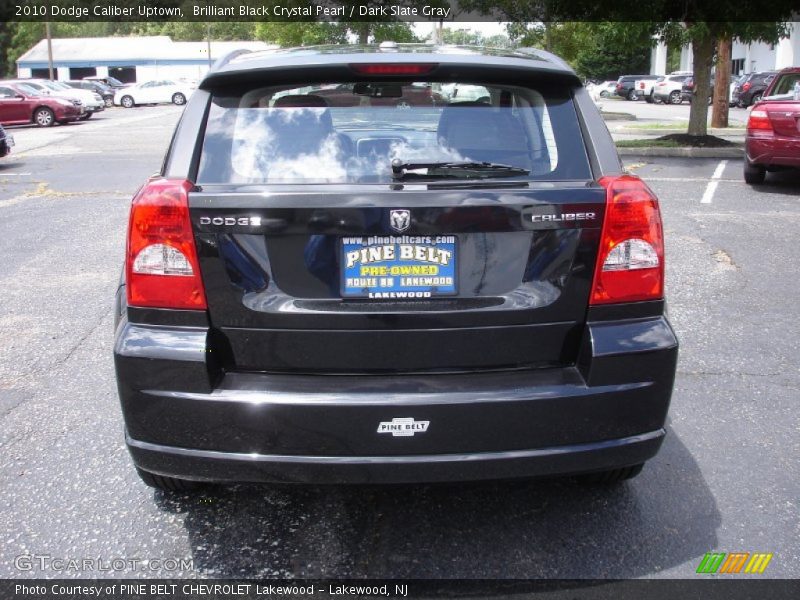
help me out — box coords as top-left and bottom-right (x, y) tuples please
(273, 94), (329, 108)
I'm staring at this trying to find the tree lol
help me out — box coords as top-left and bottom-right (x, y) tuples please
(574, 24), (653, 81)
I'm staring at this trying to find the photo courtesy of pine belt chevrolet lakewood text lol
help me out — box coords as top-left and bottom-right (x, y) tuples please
(113, 43), (678, 492)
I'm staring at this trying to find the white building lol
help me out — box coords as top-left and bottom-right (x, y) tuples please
(650, 22), (800, 76)
(16, 36), (272, 83)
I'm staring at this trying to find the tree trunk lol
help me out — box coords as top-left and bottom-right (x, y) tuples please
(357, 24), (370, 45)
(687, 35), (715, 137)
(711, 36), (732, 129)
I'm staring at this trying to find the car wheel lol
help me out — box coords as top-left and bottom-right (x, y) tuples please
(653, 94), (663, 104)
(136, 468), (203, 492)
(599, 90), (609, 98)
(104, 97), (113, 108)
(121, 95), (135, 108)
(645, 93), (654, 103)
(751, 92), (762, 105)
(33, 107), (55, 127)
(579, 464), (644, 484)
(172, 92), (186, 106)
(669, 90), (682, 104)
(79, 112), (92, 121)
(627, 89), (638, 101)
(395, 99), (411, 109)
(743, 159), (766, 184)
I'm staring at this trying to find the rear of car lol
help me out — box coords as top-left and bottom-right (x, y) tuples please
(744, 68), (800, 184)
(734, 71), (777, 108)
(653, 75), (692, 104)
(615, 75), (653, 100)
(680, 76), (714, 105)
(114, 46), (678, 490)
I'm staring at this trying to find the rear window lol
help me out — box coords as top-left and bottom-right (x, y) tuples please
(197, 80), (591, 184)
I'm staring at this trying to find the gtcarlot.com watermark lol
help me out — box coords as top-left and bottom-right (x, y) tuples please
(14, 553), (193, 573)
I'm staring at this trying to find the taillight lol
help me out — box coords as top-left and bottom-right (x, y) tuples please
(126, 178), (207, 310)
(590, 176), (664, 305)
(349, 63), (437, 75)
(742, 81), (752, 92)
(747, 109), (773, 132)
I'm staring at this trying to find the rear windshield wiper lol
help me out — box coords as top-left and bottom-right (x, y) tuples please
(391, 159), (530, 180)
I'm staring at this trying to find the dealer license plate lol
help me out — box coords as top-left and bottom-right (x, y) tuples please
(341, 235), (457, 299)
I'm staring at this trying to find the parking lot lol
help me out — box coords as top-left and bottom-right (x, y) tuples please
(0, 106), (798, 579)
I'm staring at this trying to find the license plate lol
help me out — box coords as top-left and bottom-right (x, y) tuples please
(341, 235), (457, 299)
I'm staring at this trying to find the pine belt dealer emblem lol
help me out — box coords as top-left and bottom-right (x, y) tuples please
(389, 209), (411, 232)
(377, 417), (430, 437)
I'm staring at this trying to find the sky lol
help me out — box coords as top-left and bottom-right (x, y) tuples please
(412, 21), (510, 40)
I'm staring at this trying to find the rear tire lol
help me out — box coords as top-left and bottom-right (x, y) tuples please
(580, 464), (644, 484)
(136, 468), (203, 492)
(172, 92), (186, 106)
(121, 95), (135, 108)
(79, 112), (92, 121)
(744, 160), (766, 184)
(668, 90), (682, 104)
(627, 89), (638, 101)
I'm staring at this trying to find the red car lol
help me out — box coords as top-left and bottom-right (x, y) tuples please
(744, 67), (800, 184)
(0, 81), (82, 127)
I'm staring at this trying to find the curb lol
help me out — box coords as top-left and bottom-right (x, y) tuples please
(601, 112), (637, 121)
(613, 127), (745, 136)
(616, 146), (744, 158)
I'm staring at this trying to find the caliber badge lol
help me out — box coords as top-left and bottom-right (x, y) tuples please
(377, 417), (430, 437)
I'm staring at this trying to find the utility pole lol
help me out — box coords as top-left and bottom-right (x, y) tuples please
(207, 22), (212, 66)
(45, 22), (54, 80)
(711, 36), (732, 129)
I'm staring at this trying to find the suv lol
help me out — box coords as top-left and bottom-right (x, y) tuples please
(114, 45), (678, 491)
(744, 67), (800, 184)
(615, 75), (659, 101)
(733, 71), (778, 108)
(680, 76), (715, 105)
(652, 74), (693, 104)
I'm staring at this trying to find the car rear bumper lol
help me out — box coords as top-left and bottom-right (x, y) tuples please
(115, 314), (678, 484)
(747, 135), (800, 168)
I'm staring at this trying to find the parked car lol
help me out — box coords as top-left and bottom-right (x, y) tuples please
(64, 79), (114, 107)
(680, 76), (715, 105)
(0, 81), (82, 126)
(634, 78), (660, 103)
(9, 79), (103, 119)
(744, 67), (800, 184)
(84, 75), (128, 89)
(615, 75), (659, 100)
(114, 79), (195, 108)
(114, 44), (677, 492)
(652, 74), (693, 104)
(314, 81), (448, 107)
(0, 123), (14, 157)
(733, 71), (778, 108)
(590, 80), (618, 101)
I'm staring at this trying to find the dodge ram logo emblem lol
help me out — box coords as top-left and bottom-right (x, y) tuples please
(389, 210), (411, 232)
(377, 417), (429, 437)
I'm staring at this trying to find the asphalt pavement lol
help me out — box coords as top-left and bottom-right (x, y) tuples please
(0, 106), (798, 580)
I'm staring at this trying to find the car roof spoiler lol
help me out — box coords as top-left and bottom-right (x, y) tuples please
(208, 49), (253, 75)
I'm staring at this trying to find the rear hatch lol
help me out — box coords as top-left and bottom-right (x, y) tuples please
(189, 70), (605, 374)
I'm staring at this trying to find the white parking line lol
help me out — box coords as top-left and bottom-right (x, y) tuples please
(701, 160), (728, 204)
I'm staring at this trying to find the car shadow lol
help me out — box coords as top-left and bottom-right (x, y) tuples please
(153, 428), (718, 579)
(749, 168), (800, 194)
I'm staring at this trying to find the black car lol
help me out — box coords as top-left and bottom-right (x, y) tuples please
(64, 79), (114, 107)
(0, 124), (14, 157)
(680, 76), (715, 105)
(733, 71), (777, 107)
(615, 74), (659, 100)
(114, 44), (678, 491)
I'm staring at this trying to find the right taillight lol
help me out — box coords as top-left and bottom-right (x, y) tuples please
(126, 178), (207, 310)
(747, 109), (773, 132)
(590, 175), (665, 305)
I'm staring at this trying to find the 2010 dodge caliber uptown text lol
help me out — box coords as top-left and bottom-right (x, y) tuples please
(113, 44), (678, 492)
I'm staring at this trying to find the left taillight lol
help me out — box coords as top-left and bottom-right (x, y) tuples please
(590, 175), (665, 305)
(126, 178), (207, 310)
(746, 109), (773, 132)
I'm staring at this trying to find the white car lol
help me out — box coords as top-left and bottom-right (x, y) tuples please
(652, 74), (693, 104)
(439, 83), (490, 103)
(590, 81), (617, 101)
(114, 80), (195, 108)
